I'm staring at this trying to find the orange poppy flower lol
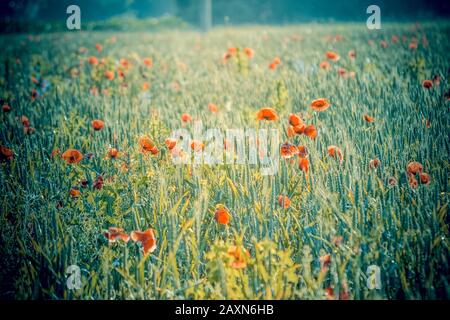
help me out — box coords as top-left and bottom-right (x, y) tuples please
(104, 70), (115, 81)
(119, 58), (130, 69)
(409, 41), (418, 50)
(288, 113), (303, 127)
(280, 142), (299, 159)
(228, 47), (238, 55)
(227, 245), (250, 269)
(286, 125), (296, 137)
(0, 145), (13, 161)
(272, 57), (281, 65)
(208, 103), (218, 113)
(108, 148), (119, 158)
(139, 136), (158, 155)
(131, 228), (157, 255)
(88, 56), (98, 65)
(2, 104), (11, 112)
(391, 35), (399, 44)
(319, 61), (330, 70)
(143, 57), (153, 67)
(348, 50), (356, 59)
(407, 161), (423, 175)
(191, 140), (204, 152)
(142, 82), (150, 90)
(297, 145), (308, 158)
(325, 51), (340, 61)
(269, 57), (281, 70)
(181, 113), (192, 122)
(380, 40), (388, 48)
(409, 175), (419, 189)
(61, 149), (83, 164)
(278, 195), (291, 209)
(293, 124), (306, 135)
(214, 207), (231, 225)
(222, 52), (232, 62)
(21, 115), (30, 127)
(364, 114), (375, 123)
(325, 287), (335, 300)
(310, 98), (330, 112)
(299, 157), (309, 173)
(304, 125), (317, 139)
(70, 188), (81, 198)
(327, 145), (343, 164)
(104, 227), (130, 243)
(165, 138), (177, 150)
(23, 126), (35, 135)
(242, 48), (253, 59)
(95, 43), (102, 52)
(422, 80), (433, 89)
(257, 108), (278, 121)
(369, 158), (381, 169)
(338, 68), (347, 77)
(419, 172), (431, 185)
(92, 119), (105, 131)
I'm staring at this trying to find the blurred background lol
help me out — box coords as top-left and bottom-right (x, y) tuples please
(1, 0), (450, 33)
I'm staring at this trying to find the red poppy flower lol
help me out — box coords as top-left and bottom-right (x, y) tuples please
(277, 195), (291, 209)
(325, 51), (340, 61)
(131, 228), (157, 255)
(227, 246), (250, 269)
(327, 145), (343, 164)
(304, 125), (318, 139)
(139, 136), (158, 155)
(257, 108), (278, 121)
(104, 227), (130, 243)
(310, 98), (330, 112)
(214, 207), (231, 225)
(422, 80), (433, 89)
(0, 145), (13, 162)
(61, 149), (83, 164)
(92, 119), (105, 131)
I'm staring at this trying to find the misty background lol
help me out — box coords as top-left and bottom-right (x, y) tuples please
(1, 0), (450, 33)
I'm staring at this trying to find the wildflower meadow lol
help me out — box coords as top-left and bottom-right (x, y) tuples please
(0, 21), (449, 300)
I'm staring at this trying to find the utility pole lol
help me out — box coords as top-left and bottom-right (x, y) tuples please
(199, 0), (212, 32)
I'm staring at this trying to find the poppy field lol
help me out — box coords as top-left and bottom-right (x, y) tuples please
(0, 22), (449, 300)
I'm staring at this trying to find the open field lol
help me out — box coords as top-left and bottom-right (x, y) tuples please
(0, 22), (449, 300)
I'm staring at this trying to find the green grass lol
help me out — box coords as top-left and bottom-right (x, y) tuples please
(0, 22), (449, 300)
